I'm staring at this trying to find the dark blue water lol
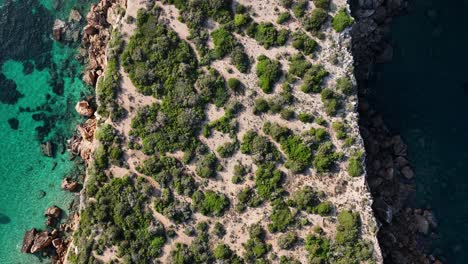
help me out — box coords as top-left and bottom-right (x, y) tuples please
(368, 0), (468, 262)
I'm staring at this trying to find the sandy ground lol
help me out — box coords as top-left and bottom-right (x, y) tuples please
(90, 0), (382, 262)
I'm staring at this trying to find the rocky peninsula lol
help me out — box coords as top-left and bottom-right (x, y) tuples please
(19, 0), (440, 263)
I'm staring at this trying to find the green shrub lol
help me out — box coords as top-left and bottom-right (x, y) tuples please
(268, 201), (295, 232)
(73, 177), (166, 263)
(253, 98), (270, 114)
(332, 8), (353, 32)
(232, 162), (249, 184)
(289, 186), (318, 212)
(292, 0), (308, 18)
(256, 55), (282, 93)
(280, 108), (295, 120)
(236, 187), (263, 211)
(212, 222), (226, 238)
(255, 163), (284, 199)
(292, 31), (317, 55)
(277, 232), (298, 249)
(95, 124), (117, 144)
(316, 201), (333, 216)
(196, 68), (229, 107)
(234, 13), (249, 27)
(321, 88), (341, 116)
(332, 210), (373, 263)
(214, 244), (232, 260)
(305, 234), (330, 263)
(332, 121), (347, 139)
(336, 76), (353, 95)
(192, 190), (230, 217)
(348, 151), (364, 177)
(313, 0), (330, 9)
(241, 130), (282, 164)
(280, 0), (294, 8)
(298, 113), (314, 123)
(227, 78), (242, 91)
(231, 47), (251, 73)
(138, 155), (197, 196)
(217, 140), (239, 158)
(300, 65), (329, 93)
(277, 12), (291, 24)
(288, 54), (312, 78)
(304, 8), (328, 33)
(313, 142), (338, 173)
(248, 22), (289, 48)
(280, 256), (301, 264)
(243, 224), (271, 262)
(196, 153), (218, 178)
(212, 27), (237, 58)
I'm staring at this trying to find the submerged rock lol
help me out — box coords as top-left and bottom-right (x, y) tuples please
(21, 228), (37, 253)
(40, 141), (54, 157)
(7, 118), (19, 130)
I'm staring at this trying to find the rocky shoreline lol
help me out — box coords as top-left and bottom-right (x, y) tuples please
(20, 0), (125, 262)
(351, 0), (441, 263)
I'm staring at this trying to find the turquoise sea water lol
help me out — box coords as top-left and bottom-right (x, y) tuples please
(0, 0), (91, 262)
(368, 0), (468, 262)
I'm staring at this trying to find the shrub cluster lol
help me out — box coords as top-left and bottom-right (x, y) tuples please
(263, 122), (312, 173)
(300, 65), (329, 93)
(192, 190), (230, 217)
(332, 8), (354, 32)
(246, 22), (289, 49)
(69, 177), (166, 263)
(241, 130), (282, 164)
(321, 88), (341, 116)
(292, 31), (317, 55)
(243, 224), (272, 262)
(348, 151), (364, 177)
(256, 55), (282, 93)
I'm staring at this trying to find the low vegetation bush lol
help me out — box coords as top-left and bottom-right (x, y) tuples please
(300, 65), (329, 93)
(321, 88), (341, 116)
(292, 32), (317, 55)
(256, 55), (282, 93)
(277, 12), (291, 24)
(241, 130), (282, 164)
(332, 8), (353, 32)
(191, 190), (230, 217)
(304, 8), (328, 33)
(348, 151), (364, 177)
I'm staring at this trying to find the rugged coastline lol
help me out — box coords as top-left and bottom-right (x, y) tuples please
(351, 0), (442, 263)
(18, 0), (435, 263)
(66, 0), (384, 263)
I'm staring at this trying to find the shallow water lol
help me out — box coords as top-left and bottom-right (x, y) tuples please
(368, 0), (468, 262)
(0, 0), (91, 262)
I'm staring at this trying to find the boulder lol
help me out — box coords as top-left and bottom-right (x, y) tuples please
(61, 178), (80, 192)
(392, 135), (408, 156)
(52, 19), (66, 41)
(84, 25), (99, 35)
(45, 206), (62, 219)
(414, 214), (429, 235)
(69, 9), (82, 23)
(401, 166), (414, 179)
(21, 228), (37, 253)
(75, 100), (94, 117)
(30, 231), (53, 253)
(45, 206), (62, 227)
(40, 142), (54, 157)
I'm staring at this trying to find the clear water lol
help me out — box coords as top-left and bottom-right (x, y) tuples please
(0, 0), (92, 262)
(368, 0), (468, 262)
